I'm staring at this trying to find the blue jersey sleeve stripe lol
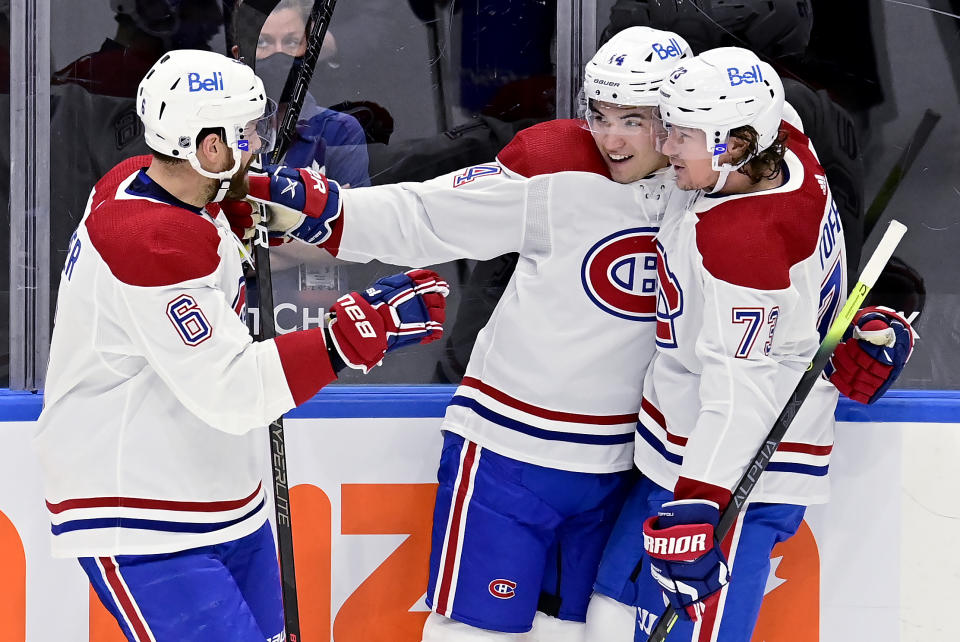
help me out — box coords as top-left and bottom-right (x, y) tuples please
(634, 421), (684, 465)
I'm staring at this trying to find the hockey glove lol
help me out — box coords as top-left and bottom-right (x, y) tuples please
(643, 499), (730, 622)
(328, 269), (449, 373)
(216, 199), (262, 241)
(246, 164), (341, 246)
(826, 306), (916, 404)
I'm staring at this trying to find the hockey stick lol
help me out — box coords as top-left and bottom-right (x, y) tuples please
(232, 1), (339, 640)
(646, 219), (908, 642)
(863, 109), (940, 238)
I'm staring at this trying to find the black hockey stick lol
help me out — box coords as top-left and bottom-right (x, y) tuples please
(232, 1), (339, 640)
(646, 220), (908, 642)
(863, 109), (940, 238)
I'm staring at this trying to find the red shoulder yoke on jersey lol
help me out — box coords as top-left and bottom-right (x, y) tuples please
(86, 178), (222, 287)
(496, 119), (611, 179)
(694, 122), (829, 290)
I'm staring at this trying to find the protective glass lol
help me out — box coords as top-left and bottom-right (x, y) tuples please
(239, 97), (278, 155)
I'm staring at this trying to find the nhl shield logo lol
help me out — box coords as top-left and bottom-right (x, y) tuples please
(489, 579), (517, 599)
(581, 228), (658, 321)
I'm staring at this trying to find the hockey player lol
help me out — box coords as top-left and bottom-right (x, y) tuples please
(230, 26), (687, 641)
(584, 48), (914, 641)
(223, 28), (913, 641)
(35, 49), (448, 642)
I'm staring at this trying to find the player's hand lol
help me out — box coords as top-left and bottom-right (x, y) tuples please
(328, 269), (450, 373)
(246, 164), (341, 246)
(827, 306), (916, 404)
(643, 499), (730, 622)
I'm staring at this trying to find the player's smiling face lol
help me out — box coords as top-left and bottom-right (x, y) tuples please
(588, 101), (667, 184)
(660, 125), (718, 191)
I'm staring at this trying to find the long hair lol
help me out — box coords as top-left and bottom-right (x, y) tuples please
(729, 125), (788, 183)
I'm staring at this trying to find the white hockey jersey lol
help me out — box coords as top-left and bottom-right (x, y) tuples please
(335, 120), (669, 473)
(36, 157), (337, 557)
(636, 121), (845, 507)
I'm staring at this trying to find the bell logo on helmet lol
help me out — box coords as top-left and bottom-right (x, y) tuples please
(727, 65), (764, 87)
(187, 71), (225, 92)
(651, 39), (684, 61)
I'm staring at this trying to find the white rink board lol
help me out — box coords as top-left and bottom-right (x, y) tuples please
(0, 390), (957, 641)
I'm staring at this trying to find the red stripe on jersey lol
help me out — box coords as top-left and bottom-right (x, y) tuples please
(496, 119), (611, 178)
(694, 122), (828, 290)
(436, 441), (479, 615)
(99, 556), (152, 641)
(776, 441), (833, 456)
(640, 397), (688, 446)
(274, 327), (337, 406)
(46, 482), (263, 515)
(461, 377), (638, 425)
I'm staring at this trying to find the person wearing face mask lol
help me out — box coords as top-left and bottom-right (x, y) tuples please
(222, 28), (913, 641)
(240, 0), (370, 187)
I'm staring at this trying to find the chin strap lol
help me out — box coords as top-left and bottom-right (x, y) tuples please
(708, 154), (753, 194)
(188, 149), (242, 203)
(708, 167), (736, 194)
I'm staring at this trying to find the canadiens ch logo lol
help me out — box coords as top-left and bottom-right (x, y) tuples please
(581, 228), (658, 321)
(489, 579), (517, 599)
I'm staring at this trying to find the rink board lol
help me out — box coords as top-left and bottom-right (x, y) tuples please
(0, 388), (955, 641)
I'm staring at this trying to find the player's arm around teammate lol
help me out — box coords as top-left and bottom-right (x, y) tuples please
(585, 48), (914, 642)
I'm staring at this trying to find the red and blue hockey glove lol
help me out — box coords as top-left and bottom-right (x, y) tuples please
(215, 199), (261, 241)
(643, 499), (730, 622)
(246, 163), (341, 246)
(328, 269), (449, 373)
(826, 306), (916, 404)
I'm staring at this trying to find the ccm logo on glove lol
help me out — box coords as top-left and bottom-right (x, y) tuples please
(338, 294), (377, 339)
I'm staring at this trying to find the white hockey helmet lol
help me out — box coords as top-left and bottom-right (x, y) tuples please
(583, 26), (692, 107)
(137, 49), (275, 183)
(658, 47), (784, 191)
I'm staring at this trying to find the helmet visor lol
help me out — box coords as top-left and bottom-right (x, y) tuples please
(583, 99), (659, 139)
(654, 110), (713, 161)
(238, 98), (278, 155)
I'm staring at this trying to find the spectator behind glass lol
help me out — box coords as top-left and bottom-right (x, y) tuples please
(237, 0), (370, 187)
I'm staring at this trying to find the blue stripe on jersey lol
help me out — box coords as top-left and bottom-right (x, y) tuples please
(448, 396), (634, 445)
(765, 462), (830, 476)
(635, 423), (829, 477)
(635, 421), (683, 465)
(51, 498), (265, 536)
